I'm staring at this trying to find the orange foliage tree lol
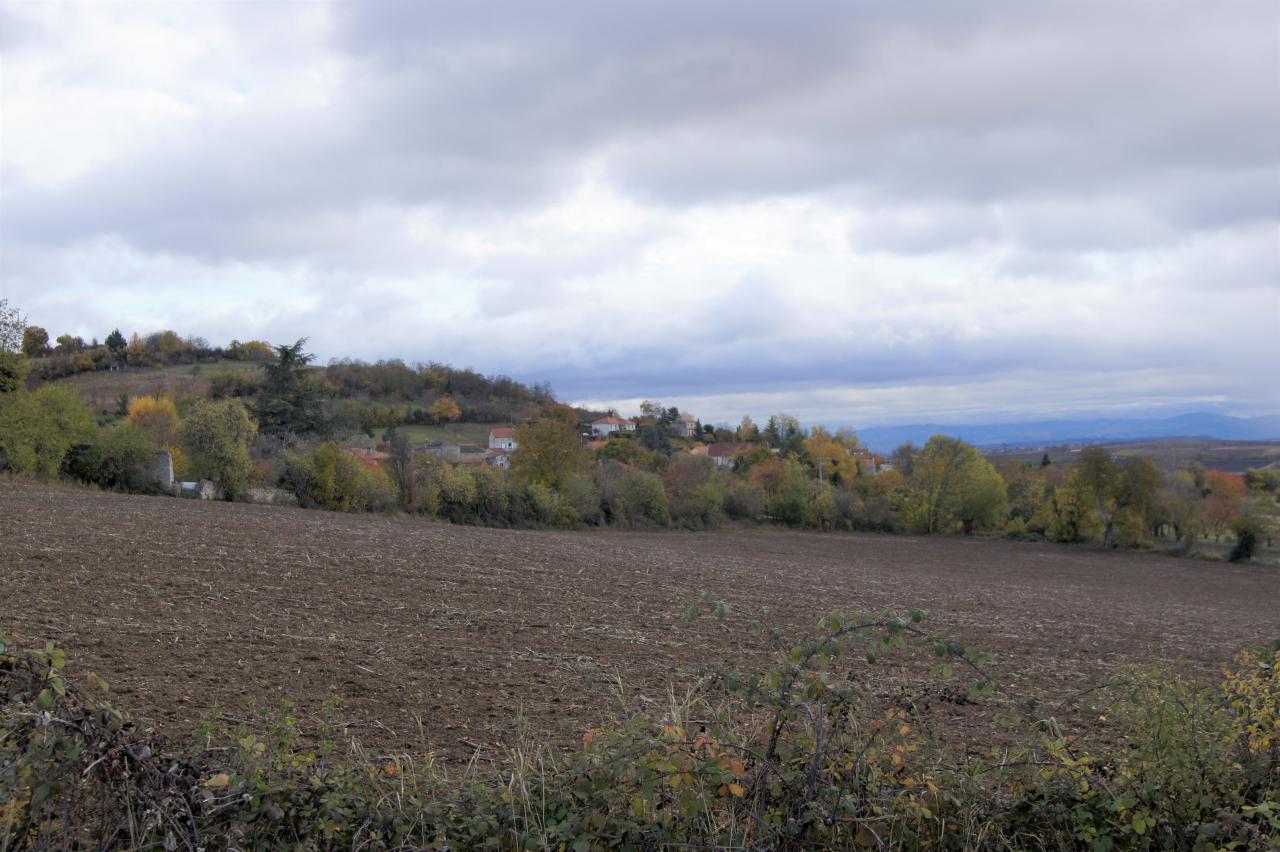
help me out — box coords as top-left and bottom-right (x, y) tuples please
(1202, 469), (1247, 539)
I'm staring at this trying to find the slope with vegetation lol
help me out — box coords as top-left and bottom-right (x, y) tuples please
(1, 299), (1276, 564)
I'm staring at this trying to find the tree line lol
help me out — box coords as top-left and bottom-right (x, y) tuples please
(1, 301), (1274, 561)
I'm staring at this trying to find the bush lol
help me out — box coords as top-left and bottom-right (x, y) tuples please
(723, 479), (765, 521)
(596, 462), (670, 528)
(1230, 517), (1263, 562)
(5, 615), (1277, 850)
(64, 423), (159, 492)
(285, 442), (397, 513)
(0, 385), (97, 480)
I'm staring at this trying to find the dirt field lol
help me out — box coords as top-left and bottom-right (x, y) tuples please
(3, 479), (1277, 761)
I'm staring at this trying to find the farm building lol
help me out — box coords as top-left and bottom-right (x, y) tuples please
(489, 427), (518, 451)
(591, 416), (636, 438)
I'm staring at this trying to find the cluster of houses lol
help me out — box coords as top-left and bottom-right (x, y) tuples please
(341, 417), (881, 477)
(341, 427), (521, 471)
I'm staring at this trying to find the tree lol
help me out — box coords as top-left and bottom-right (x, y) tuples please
(511, 405), (590, 490)
(904, 435), (1007, 534)
(1201, 469), (1247, 540)
(21, 326), (49, 358)
(1040, 452), (1052, 468)
(431, 397), (461, 424)
(736, 415), (758, 442)
(179, 399), (257, 499)
(105, 328), (127, 353)
(256, 338), (326, 436)
(890, 442), (917, 477)
(126, 395), (181, 447)
(383, 426), (415, 507)
(0, 385), (97, 479)
(635, 423), (673, 456)
(1073, 448), (1164, 548)
(0, 299), (29, 394)
(803, 427), (854, 483)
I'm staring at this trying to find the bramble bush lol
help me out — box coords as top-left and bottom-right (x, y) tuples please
(4, 601), (1278, 850)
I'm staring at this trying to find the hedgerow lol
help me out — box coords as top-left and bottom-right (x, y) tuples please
(3, 609), (1278, 850)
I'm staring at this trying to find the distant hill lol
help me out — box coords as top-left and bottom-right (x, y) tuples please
(852, 413), (1280, 453)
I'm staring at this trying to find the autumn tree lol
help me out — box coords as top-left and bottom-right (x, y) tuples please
(179, 399), (257, 499)
(511, 404), (590, 490)
(21, 326), (49, 358)
(803, 427), (855, 483)
(127, 395), (181, 447)
(736, 415), (759, 442)
(430, 397), (461, 423)
(1201, 469), (1247, 540)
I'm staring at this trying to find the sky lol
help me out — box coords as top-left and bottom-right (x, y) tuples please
(1, 1), (1277, 428)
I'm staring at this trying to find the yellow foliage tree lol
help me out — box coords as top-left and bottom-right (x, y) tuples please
(431, 397), (461, 423)
(127, 395), (181, 447)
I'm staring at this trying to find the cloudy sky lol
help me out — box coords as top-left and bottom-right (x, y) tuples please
(1, 1), (1277, 427)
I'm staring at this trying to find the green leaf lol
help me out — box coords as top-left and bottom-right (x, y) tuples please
(36, 688), (54, 710)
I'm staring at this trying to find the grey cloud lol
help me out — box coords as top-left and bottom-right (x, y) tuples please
(6, 1), (1276, 263)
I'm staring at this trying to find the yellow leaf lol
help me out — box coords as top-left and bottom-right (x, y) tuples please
(728, 783), (745, 798)
(204, 772), (230, 789)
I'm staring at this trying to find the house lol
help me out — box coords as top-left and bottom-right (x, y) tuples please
(670, 415), (700, 438)
(487, 449), (512, 470)
(489, 427), (518, 452)
(591, 416), (636, 438)
(689, 445), (708, 456)
(849, 448), (878, 476)
(707, 442), (750, 469)
(415, 440), (460, 461)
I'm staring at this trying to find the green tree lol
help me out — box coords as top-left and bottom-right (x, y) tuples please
(256, 338), (326, 436)
(105, 328), (127, 353)
(1073, 448), (1164, 548)
(179, 399), (257, 499)
(511, 405), (590, 490)
(904, 435), (1008, 534)
(21, 326), (49, 358)
(0, 385), (97, 479)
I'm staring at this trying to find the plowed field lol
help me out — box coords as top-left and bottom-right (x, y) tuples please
(3, 479), (1277, 761)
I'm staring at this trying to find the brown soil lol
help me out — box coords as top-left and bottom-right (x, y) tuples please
(3, 479), (1277, 761)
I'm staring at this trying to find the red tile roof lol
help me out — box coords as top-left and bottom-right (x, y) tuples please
(490, 427), (517, 439)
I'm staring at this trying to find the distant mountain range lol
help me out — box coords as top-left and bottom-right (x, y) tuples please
(852, 413), (1280, 453)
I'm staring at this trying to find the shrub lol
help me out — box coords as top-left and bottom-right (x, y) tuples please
(561, 474), (602, 526)
(285, 442), (397, 513)
(0, 385), (97, 480)
(65, 423), (159, 492)
(1229, 516), (1263, 562)
(723, 479), (765, 521)
(3, 616), (1278, 850)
